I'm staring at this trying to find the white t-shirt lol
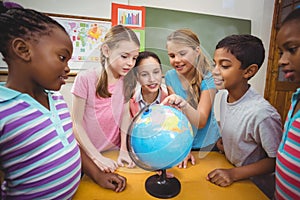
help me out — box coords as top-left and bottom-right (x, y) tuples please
(219, 86), (282, 198)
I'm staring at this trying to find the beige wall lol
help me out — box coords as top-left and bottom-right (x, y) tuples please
(3, 0), (275, 120)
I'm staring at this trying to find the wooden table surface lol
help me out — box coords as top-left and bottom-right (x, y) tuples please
(73, 151), (268, 200)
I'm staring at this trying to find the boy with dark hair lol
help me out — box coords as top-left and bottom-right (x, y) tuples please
(207, 34), (282, 199)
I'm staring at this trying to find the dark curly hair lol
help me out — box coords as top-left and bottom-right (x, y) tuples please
(0, 1), (67, 63)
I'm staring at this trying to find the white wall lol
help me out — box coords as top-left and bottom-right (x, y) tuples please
(10, 0), (275, 120)
(10, 0), (128, 19)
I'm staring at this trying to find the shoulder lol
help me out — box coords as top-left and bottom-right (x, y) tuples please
(0, 83), (20, 102)
(201, 72), (216, 90)
(246, 88), (275, 110)
(203, 72), (213, 79)
(74, 68), (98, 82)
(165, 69), (176, 79)
(244, 88), (281, 122)
(218, 90), (228, 102)
(291, 88), (300, 103)
(72, 68), (99, 93)
(165, 69), (179, 86)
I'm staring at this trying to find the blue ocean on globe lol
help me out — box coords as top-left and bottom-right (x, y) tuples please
(128, 104), (194, 171)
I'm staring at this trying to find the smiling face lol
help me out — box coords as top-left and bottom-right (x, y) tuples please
(29, 27), (73, 91)
(167, 41), (198, 77)
(106, 40), (140, 78)
(277, 20), (300, 83)
(136, 56), (162, 95)
(212, 48), (247, 91)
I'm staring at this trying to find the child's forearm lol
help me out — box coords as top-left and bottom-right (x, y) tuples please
(182, 89), (215, 129)
(230, 157), (276, 181)
(73, 123), (104, 161)
(80, 146), (100, 179)
(80, 147), (107, 184)
(120, 102), (131, 151)
(72, 96), (104, 162)
(120, 130), (128, 151)
(181, 103), (203, 128)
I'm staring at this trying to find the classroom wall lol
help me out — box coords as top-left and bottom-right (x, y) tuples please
(10, 0), (275, 120)
(130, 0), (274, 95)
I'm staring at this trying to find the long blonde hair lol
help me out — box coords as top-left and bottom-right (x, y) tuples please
(166, 29), (212, 108)
(96, 25), (140, 98)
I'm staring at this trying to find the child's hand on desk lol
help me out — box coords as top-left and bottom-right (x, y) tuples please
(178, 152), (196, 168)
(206, 168), (234, 187)
(93, 156), (118, 173)
(80, 147), (127, 192)
(97, 171), (127, 192)
(117, 150), (136, 168)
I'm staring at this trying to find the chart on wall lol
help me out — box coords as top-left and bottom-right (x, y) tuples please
(111, 3), (146, 51)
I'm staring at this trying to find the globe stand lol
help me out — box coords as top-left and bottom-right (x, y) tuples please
(145, 169), (181, 199)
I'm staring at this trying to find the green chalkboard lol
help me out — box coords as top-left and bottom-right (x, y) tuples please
(145, 7), (251, 73)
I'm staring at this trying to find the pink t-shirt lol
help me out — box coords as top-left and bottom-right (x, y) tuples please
(71, 68), (124, 152)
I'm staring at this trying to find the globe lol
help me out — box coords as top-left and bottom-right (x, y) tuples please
(127, 104), (194, 198)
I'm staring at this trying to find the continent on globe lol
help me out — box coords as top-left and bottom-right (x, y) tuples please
(127, 104), (194, 171)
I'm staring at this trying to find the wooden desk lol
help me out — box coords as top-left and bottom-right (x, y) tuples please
(73, 151), (268, 200)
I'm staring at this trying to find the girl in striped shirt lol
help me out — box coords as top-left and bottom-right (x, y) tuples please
(0, 2), (126, 199)
(275, 7), (300, 200)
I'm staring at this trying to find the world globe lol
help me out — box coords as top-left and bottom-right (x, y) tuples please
(127, 104), (194, 198)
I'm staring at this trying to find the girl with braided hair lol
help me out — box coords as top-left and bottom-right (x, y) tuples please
(162, 29), (220, 168)
(71, 25), (140, 173)
(0, 2), (126, 199)
(275, 7), (300, 200)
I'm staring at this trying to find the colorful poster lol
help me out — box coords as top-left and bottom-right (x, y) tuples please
(53, 16), (111, 72)
(111, 3), (145, 52)
(111, 3), (145, 29)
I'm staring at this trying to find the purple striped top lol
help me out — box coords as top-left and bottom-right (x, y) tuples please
(0, 84), (81, 199)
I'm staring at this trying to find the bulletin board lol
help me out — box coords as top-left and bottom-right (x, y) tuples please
(0, 13), (111, 74)
(51, 14), (111, 73)
(144, 7), (251, 73)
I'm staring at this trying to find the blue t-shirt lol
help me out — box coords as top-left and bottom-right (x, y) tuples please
(165, 69), (220, 149)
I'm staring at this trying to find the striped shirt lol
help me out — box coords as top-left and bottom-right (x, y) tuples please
(0, 84), (81, 199)
(275, 88), (300, 199)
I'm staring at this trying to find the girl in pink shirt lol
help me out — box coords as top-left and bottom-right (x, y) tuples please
(71, 25), (140, 173)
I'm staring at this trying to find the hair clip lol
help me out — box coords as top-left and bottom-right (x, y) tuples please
(3, 1), (23, 9)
